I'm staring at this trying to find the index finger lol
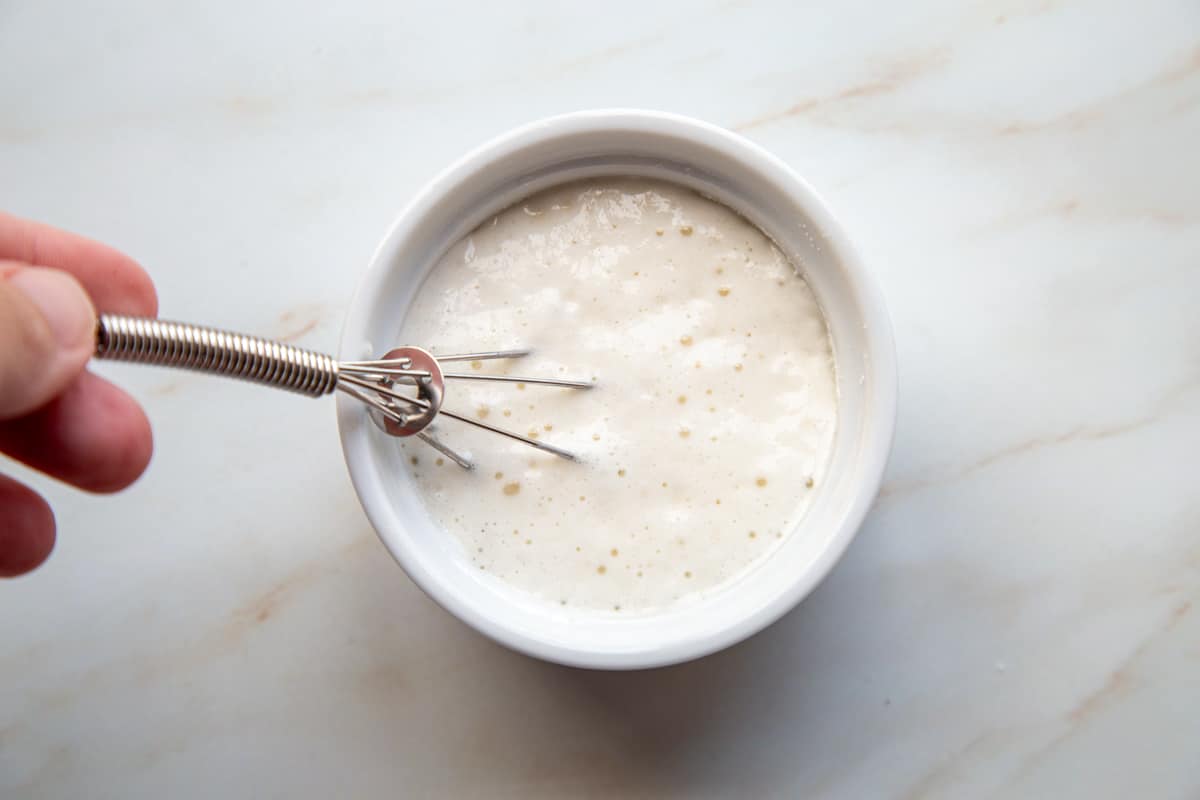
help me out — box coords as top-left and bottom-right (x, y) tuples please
(0, 212), (157, 317)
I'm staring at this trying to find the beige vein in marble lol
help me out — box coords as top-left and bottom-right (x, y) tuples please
(879, 375), (1200, 502)
(1007, 598), (1195, 783)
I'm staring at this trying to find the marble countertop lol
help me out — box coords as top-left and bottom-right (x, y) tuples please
(3, 0), (1198, 796)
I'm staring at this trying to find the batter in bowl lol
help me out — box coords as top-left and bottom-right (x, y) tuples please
(397, 178), (837, 614)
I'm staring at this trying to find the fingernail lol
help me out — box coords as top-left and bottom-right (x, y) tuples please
(8, 267), (95, 348)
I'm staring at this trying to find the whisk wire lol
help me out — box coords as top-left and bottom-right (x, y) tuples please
(441, 372), (594, 389)
(433, 349), (531, 363)
(437, 408), (579, 461)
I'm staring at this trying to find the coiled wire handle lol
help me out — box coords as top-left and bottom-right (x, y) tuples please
(94, 314), (338, 397)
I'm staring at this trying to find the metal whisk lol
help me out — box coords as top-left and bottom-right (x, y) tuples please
(94, 314), (593, 469)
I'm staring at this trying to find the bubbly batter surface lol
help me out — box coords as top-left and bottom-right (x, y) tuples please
(398, 178), (837, 613)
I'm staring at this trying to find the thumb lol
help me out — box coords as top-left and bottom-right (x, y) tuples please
(0, 262), (97, 419)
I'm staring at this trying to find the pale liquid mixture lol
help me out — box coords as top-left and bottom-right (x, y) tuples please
(397, 178), (837, 614)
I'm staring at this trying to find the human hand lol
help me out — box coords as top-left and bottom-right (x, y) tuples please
(0, 212), (157, 577)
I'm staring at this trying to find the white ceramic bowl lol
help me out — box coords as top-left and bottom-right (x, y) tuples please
(337, 110), (896, 669)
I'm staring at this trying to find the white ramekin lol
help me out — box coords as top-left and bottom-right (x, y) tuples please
(337, 110), (896, 669)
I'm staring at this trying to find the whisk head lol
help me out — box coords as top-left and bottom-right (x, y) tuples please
(336, 347), (592, 469)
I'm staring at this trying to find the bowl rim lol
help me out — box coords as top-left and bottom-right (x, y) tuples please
(338, 109), (897, 668)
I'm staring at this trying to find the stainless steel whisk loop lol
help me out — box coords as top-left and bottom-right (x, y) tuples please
(93, 313), (592, 469)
